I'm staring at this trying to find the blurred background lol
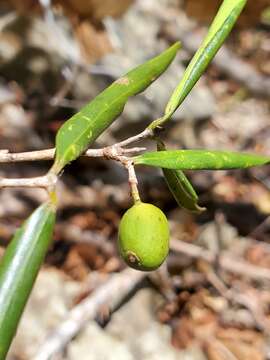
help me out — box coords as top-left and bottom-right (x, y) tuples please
(0, 0), (270, 359)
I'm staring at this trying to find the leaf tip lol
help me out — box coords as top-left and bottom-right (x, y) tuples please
(171, 41), (181, 52)
(193, 205), (207, 214)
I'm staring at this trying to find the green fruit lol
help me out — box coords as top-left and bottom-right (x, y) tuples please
(118, 202), (170, 271)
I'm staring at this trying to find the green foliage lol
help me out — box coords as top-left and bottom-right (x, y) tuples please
(0, 202), (56, 359)
(52, 42), (181, 174)
(157, 141), (204, 213)
(149, 0), (247, 129)
(162, 168), (205, 213)
(118, 202), (169, 271)
(134, 150), (270, 170)
(165, 0), (246, 117)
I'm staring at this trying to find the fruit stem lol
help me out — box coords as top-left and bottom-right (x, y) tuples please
(131, 182), (141, 204)
(125, 159), (141, 204)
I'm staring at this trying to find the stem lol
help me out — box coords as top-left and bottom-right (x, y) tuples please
(0, 147), (147, 164)
(0, 173), (57, 189)
(0, 149), (55, 163)
(116, 128), (154, 147)
(126, 161), (141, 204)
(147, 114), (171, 130)
(0, 121), (154, 189)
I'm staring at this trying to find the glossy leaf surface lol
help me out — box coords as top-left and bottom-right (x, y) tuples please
(0, 202), (56, 359)
(165, 0), (247, 118)
(157, 142), (204, 212)
(162, 168), (205, 212)
(134, 150), (270, 170)
(52, 42), (181, 173)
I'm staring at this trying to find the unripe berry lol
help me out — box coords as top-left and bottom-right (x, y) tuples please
(118, 202), (170, 271)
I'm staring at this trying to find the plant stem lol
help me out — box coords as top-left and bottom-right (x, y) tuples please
(0, 146), (146, 164)
(147, 115), (170, 130)
(0, 129), (152, 189)
(116, 128), (154, 147)
(0, 173), (57, 190)
(125, 160), (141, 204)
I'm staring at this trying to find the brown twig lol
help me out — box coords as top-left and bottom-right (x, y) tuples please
(170, 239), (270, 282)
(0, 149), (56, 163)
(0, 123), (152, 165)
(0, 146), (145, 164)
(171, 240), (270, 335)
(0, 173), (57, 190)
(32, 269), (145, 360)
(0, 128), (149, 189)
(116, 128), (153, 148)
(59, 223), (115, 257)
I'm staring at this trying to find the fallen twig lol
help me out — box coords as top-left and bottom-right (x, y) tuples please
(170, 239), (270, 281)
(32, 269), (145, 360)
(59, 223), (115, 257)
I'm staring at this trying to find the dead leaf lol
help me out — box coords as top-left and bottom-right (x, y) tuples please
(74, 20), (112, 63)
(65, 0), (134, 20)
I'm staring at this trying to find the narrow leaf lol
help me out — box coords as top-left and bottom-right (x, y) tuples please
(165, 0), (247, 118)
(134, 150), (270, 170)
(52, 42), (181, 173)
(162, 167), (205, 213)
(0, 201), (56, 359)
(157, 141), (204, 212)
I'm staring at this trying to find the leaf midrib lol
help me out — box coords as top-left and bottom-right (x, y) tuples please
(56, 69), (160, 167)
(166, 3), (243, 116)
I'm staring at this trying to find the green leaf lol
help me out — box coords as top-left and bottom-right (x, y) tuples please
(164, 0), (246, 119)
(134, 150), (270, 170)
(162, 167), (205, 213)
(51, 42), (181, 173)
(157, 141), (204, 213)
(0, 201), (56, 359)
